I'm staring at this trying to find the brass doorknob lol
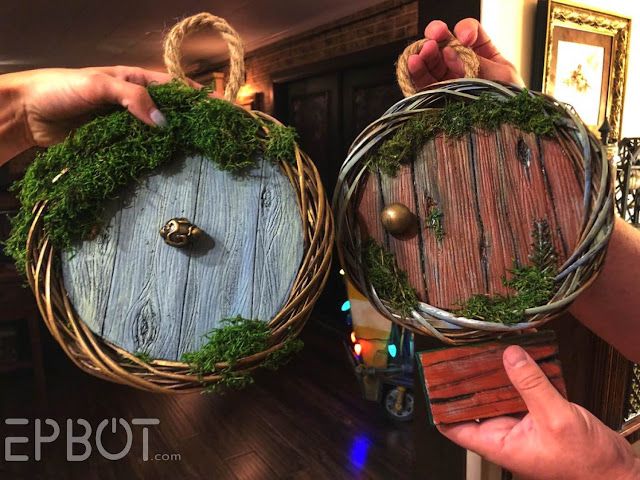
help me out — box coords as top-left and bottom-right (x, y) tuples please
(381, 203), (416, 236)
(160, 218), (202, 247)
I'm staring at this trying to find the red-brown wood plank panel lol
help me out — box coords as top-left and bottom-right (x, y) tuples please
(428, 361), (563, 400)
(471, 129), (522, 297)
(429, 377), (567, 424)
(379, 164), (428, 301)
(355, 171), (386, 245)
(418, 332), (567, 425)
(497, 125), (567, 264)
(538, 135), (585, 254)
(423, 344), (559, 385)
(414, 134), (486, 308)
(508, 127), (571, 260)
(354, 128), (585, 312)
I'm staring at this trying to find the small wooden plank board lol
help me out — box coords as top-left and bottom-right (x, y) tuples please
(416, 331), (567, 425)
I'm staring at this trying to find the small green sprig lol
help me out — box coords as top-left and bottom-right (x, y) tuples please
(426, 206), (445, 242)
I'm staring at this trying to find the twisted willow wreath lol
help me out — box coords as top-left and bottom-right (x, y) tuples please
(333, 40), (614, 345)
(14, 13), (333, 393)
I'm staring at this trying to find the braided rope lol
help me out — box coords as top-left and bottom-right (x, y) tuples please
(163, 12), (245, 101)
(396, 38), (480, 97)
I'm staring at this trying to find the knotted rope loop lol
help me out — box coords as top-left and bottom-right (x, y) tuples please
(163, 12), (245, 102)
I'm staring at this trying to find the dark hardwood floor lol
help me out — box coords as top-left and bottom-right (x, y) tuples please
(0, 318), (415, 480)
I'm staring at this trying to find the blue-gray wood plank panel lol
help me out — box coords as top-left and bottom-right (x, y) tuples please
(62, 155), (303, 361)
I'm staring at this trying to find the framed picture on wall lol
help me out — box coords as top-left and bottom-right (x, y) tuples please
(533, 1), (631, 141)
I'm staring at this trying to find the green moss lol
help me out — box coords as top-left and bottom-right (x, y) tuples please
(426, 206), (445, 242)
(6, 81), (297, 272)
(368, 90), (560, 176)
(363, 238), (419, 318)
(369, 111), (439, 176)
(181, 316), (303, 393)
(457, 265), (555, 324)
(133, 351), (153, 363)
(457, 220), (558, 324)
(264, 123), (298, 163)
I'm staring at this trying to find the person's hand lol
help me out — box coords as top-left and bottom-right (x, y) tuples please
(0, 66), (205, 162)
(439, 345), (640, 480)
(7, 66), (204, 147)
(408, 18), (524, 90)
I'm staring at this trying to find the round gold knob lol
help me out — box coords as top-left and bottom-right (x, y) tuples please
(160, 218), (202, 247)
(381, 203), (416, 236)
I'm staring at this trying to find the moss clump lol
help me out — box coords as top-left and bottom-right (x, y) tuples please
(6, 81), (297, 272)
(368, 90), (560, 175)
(181, 316), (303, 393)
(426, 206), (445, 242)
(264, 123), (298, 163)
(458, 265), (555, 324)
(133, 351), (153, 363)
(457, 220), (557, 324)
(363, 238), (419, 318)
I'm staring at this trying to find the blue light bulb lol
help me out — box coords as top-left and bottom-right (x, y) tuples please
(388, 344), (397, 358)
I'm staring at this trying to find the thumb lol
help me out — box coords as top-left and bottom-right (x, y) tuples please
(503, 345), (567, 422)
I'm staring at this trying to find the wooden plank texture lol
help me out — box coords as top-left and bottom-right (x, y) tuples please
(379, 165), (427, 300)
(355, 171), (385, 243)
(419, 133), (486, 306)
(418, 331), (567, 425)
(251, 160), (304, 321)
(63, 155), (303, 361)
(61, 209), (122, 335)
(355, 126), (584, 310)
(101, 155), (202, 360)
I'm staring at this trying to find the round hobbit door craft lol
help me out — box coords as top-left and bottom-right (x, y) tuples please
(7, 14), (333, 393)
(334, 39), (614, 344)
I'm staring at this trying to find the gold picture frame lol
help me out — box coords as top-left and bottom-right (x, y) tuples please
(539, 0), (630, 141)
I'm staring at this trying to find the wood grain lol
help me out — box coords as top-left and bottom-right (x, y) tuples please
(177, 157), (262, 356)
(355, 126), (585, 310)
(62, 155), (303, 361)
(379, 165), (427, 300)
(422, 133), (486, 306)
(418, 331), (567, 425)
(102, 156), (201, 360)
(251, 160), (304, 321)
(497, 126), (569, 259)
(355, 171), (385, 243)
(61, 209), (123, 336)
(538, 136), (584, 253)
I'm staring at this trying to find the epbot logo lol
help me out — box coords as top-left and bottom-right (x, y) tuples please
(4, 418), (166, 462)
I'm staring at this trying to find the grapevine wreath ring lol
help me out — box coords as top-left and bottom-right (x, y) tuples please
(18, 13), (333, 393)
(333, 39), (615, 345)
